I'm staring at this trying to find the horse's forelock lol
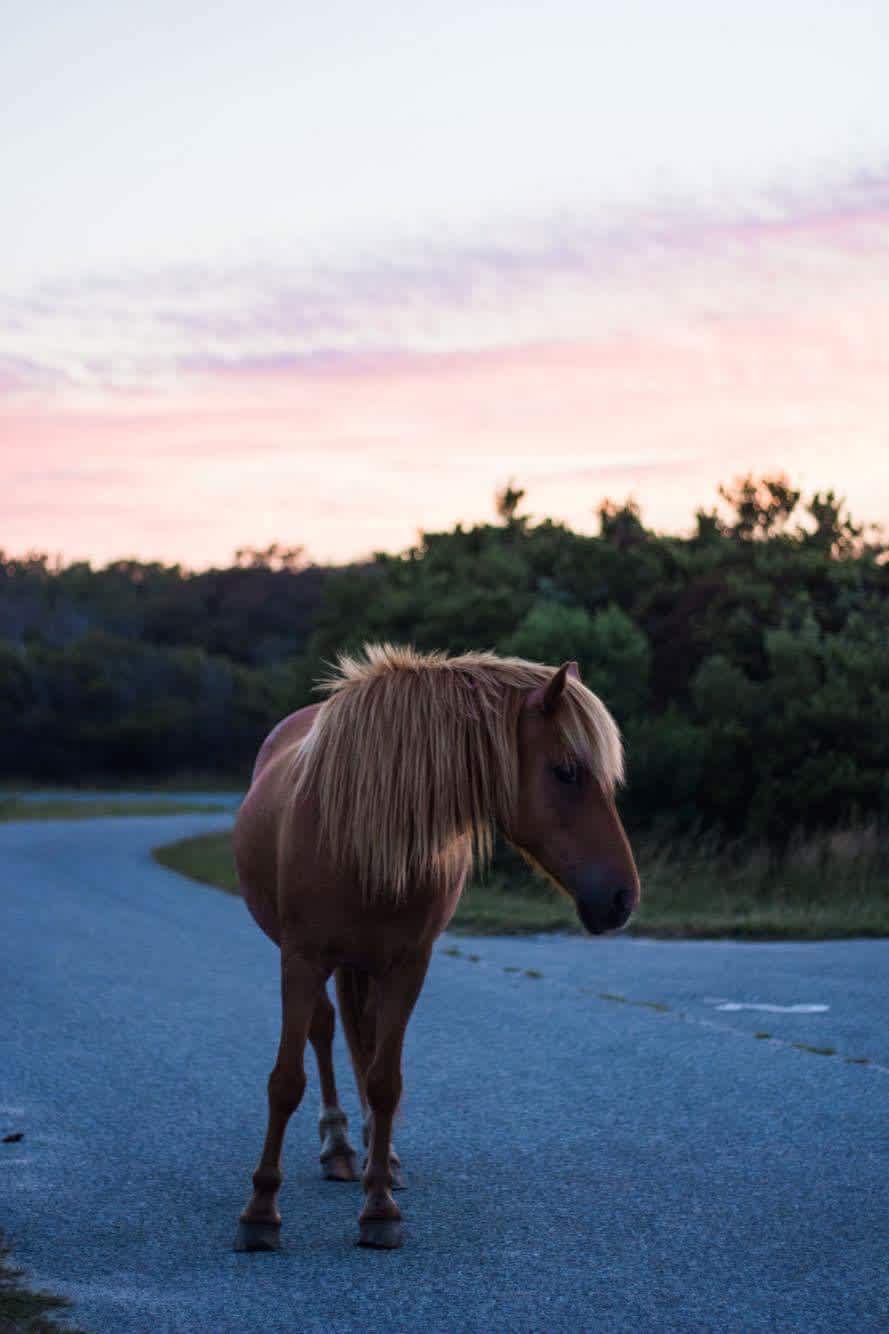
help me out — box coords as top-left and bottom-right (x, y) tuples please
(557, 678), (625, 790)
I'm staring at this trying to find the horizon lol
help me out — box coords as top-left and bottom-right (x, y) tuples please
(3, 1), (889, 567)
(3, 468), (879, 575)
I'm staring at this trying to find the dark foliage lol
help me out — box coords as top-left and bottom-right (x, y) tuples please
(2, 477), (887, 846)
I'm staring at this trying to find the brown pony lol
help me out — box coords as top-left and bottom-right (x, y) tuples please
(233, 644), (639, 1251)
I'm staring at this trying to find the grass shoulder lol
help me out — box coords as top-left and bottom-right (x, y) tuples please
(151, 828), (889, 939)
(0, 776), (243, 796)
(0, 1233), (81, 1333)
(0, 797), (229, 823)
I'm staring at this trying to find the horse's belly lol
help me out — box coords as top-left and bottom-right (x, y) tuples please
(234, 766), (285, 947)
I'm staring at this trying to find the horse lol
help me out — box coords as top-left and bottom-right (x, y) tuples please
(232, 643), (639, 1251)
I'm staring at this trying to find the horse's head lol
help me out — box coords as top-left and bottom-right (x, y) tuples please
(509, 661), (640, 935)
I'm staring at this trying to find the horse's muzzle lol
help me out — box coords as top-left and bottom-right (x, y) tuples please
(573, 871), (638, 935)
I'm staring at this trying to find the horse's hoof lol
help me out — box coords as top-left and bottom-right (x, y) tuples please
(322, 1151), (361, 1183)
(358, 1217), (404, 1249)
(234, 1220), (281, 1252)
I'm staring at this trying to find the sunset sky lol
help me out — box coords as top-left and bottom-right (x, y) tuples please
(3, 1), (889, 567)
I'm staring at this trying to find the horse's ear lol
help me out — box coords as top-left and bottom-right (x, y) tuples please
(528, 661), (580, 714)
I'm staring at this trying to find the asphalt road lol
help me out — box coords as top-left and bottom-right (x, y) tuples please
(2, 811), (887, 1333)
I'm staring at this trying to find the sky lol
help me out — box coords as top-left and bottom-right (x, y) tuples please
(2, 0), (889, 567)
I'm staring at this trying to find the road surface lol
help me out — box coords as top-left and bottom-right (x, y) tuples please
(1, 811), (887, 1333)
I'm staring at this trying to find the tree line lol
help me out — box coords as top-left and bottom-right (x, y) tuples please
(2, 477), (887, 849)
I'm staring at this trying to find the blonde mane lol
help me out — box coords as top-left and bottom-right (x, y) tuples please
(293, 643), (624, 900)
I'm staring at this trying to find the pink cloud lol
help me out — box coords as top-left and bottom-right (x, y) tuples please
(3, 305), (887, 567)
(3, 169), (888, 565)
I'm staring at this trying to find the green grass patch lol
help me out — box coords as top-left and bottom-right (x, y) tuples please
(457, 881), (577, 934)
(154, 830), (241, 892)
(0, 797), (227, 823)
(0, 1233), (79, 1332)
(152, 826), (889, 939)
(0, 776), (243, 796)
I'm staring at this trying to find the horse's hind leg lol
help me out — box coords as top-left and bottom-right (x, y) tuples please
(309, 986), (360, 1182)
(336, 967), (404, 1189)
(234, 952), (326, 1252)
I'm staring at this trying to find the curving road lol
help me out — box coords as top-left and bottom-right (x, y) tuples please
(1, 810), (887, 1333)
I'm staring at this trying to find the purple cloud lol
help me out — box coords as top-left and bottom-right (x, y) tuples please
(2, 165), (888, 395)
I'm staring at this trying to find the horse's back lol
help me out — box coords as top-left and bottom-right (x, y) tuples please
(235, 705), (321, 945)
(251, 704), (322, 784)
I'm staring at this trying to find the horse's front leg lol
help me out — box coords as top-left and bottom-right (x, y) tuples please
(235, 951), (327, 1252)
(358, 950), (431, 1249)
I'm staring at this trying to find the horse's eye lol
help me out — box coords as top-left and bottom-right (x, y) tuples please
(553, 762), (580, 786)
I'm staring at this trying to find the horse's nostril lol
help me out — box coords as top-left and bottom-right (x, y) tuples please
(576, 881), (634, 935)
(608, 887), (631, 927)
